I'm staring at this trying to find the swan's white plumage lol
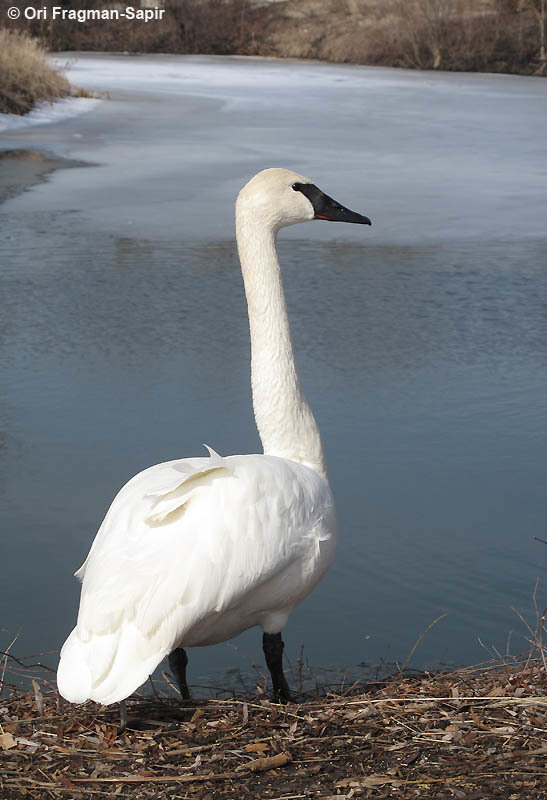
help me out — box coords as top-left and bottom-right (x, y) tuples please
(57, 167), (349, 706)
(58, 449), (336, 704)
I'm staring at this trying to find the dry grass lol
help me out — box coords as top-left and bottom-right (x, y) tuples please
(0, 28), (73, 115)
(0, 656), (546, 799)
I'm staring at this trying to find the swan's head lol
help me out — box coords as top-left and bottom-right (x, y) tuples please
(236, 168), (371, 233)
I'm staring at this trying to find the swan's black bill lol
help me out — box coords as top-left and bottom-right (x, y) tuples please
(293, 182), (371, 226)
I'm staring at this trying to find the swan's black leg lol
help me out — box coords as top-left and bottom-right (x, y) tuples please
(119, 699), (128, 731)
(263, 632), (292, 702)
(168, 647), (191, 700)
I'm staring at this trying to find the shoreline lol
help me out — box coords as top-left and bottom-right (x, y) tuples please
(1, 656), (546, 799)
(0, 150), (63, 206)
(0, 148), (88, 206)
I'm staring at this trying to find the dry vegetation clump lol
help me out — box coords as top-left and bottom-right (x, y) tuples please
(1, 653), (546, 799)
(0, 28), (72, 115)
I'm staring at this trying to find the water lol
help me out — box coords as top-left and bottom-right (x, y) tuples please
(1, 56), (546, 689)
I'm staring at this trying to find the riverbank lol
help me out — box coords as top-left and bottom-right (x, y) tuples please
(4, 0), (546, 77)
(0, 1), (543, 125)
(252, 0), (546, 75)
(1, 657), (546, 799)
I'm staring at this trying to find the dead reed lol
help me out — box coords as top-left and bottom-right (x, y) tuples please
(0, 28), (71, 115)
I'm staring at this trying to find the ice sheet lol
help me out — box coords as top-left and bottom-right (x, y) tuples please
(1, 54), (545, 246)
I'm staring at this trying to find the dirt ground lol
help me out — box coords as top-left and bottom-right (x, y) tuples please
(1, 658), (546, 799)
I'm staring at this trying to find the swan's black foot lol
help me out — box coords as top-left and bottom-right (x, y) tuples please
(168, 647), (191, 700)
(263, 632), (292, 703)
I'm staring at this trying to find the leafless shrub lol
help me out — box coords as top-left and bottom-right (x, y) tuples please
(165, 0), (252, 54)
(527, 0), (546, 72)
(7, 0), (175, 53)
(385, 0), (539, 72)
(316, 0), (541, 75)
(1, 0), (256, 55)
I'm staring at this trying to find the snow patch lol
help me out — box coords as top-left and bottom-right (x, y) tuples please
(0, 96), (102, 133)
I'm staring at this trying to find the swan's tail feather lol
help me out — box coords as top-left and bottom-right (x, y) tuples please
(57, 628), (93, 704)
(57, 624), (169, 706)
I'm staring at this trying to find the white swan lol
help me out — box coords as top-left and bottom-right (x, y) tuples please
(57, 168), (371, 708)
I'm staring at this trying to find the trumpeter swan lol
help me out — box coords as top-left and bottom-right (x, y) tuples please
(57, 168), (371, 711)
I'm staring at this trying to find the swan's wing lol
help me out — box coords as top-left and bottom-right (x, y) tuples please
(57, 450), (335, 705)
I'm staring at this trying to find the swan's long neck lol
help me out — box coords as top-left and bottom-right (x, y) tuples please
(236, 213), (326, 477)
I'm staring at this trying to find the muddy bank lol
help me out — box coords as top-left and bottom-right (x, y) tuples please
(0, 149), (83, 205)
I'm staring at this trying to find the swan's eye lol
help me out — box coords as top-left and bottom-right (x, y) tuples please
(292, 182), (302, 192)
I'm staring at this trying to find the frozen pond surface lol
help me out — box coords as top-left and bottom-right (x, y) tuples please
(1, 55), (547, 689)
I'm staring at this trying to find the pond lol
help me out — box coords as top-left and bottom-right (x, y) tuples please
(1, 55), (546, 691)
